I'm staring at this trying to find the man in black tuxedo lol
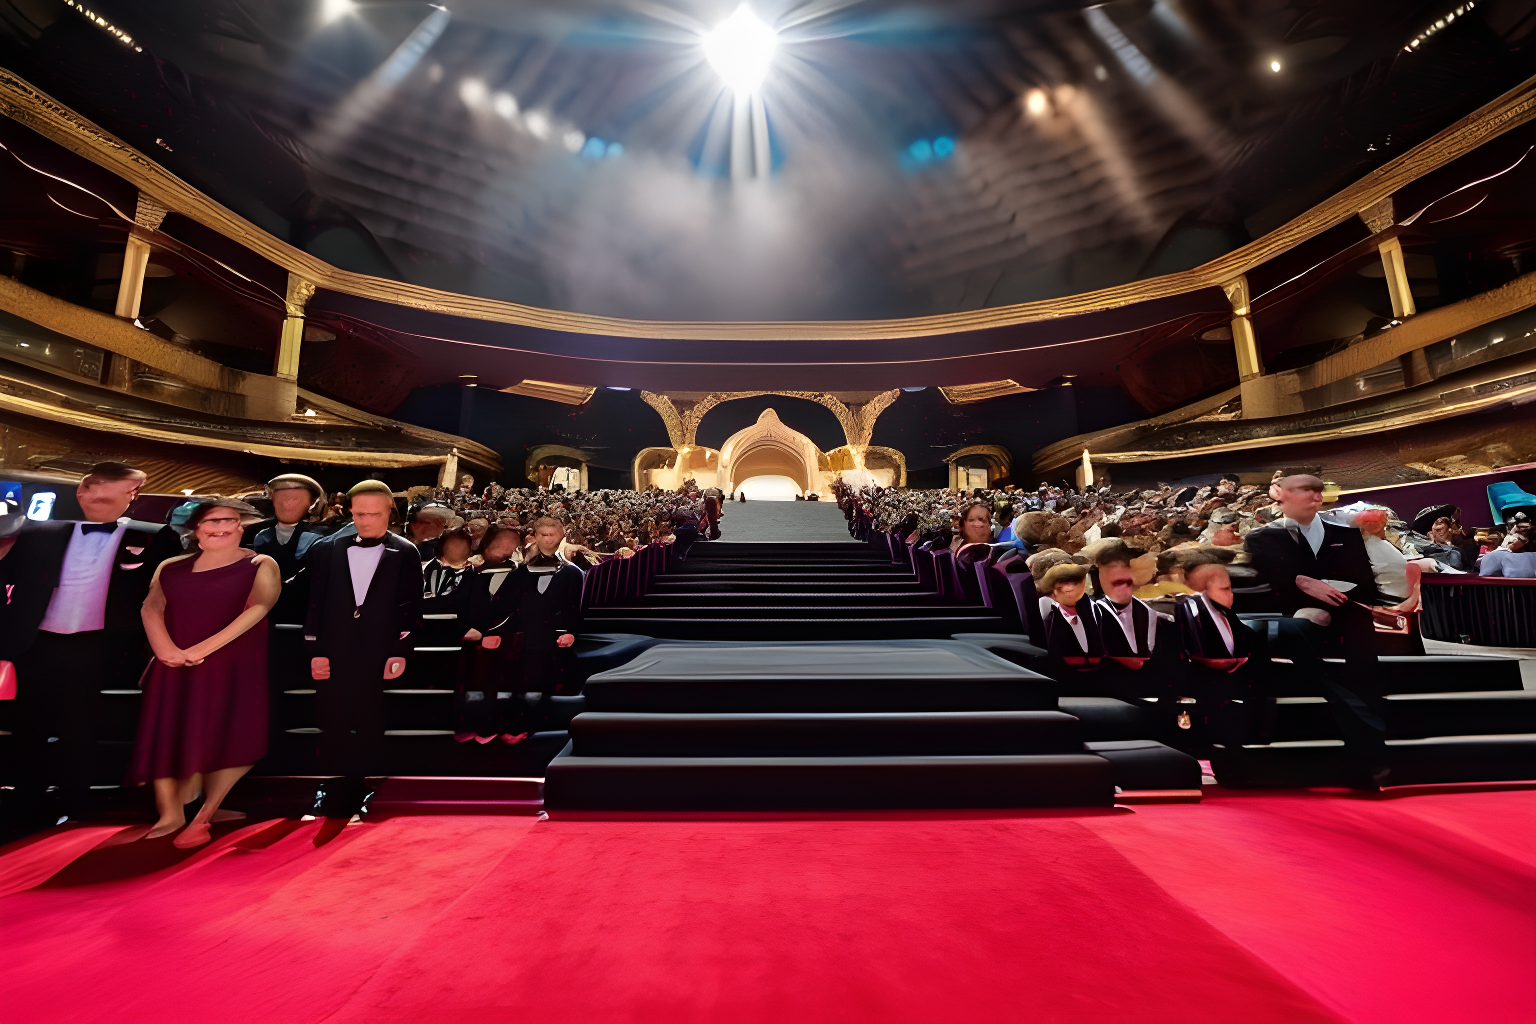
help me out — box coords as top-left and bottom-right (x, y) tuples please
(304, 480), (420, 817)
(0, 463), (181, 821)
(1244, 473), (1388, 784)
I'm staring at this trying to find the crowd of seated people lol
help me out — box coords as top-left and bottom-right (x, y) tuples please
(837, 471), (1535, 787)
(0, 468), (728, 836)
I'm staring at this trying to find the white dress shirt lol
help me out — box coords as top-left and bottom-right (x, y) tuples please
(1102, 597), (1156, 653)
(274, 522), (298, 546)
(346, 542), (386, 607)
(1201, 594), (1236, 655)
(39, 520), (127, 634)
(1284, 515), (1325, 555)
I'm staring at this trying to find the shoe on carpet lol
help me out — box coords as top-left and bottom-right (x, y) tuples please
(172, 822), (212, 849)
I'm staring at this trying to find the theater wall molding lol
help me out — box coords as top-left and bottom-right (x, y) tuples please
(2, 65), (1536, 485)
(0, 279), (499, 490)
(1, 65), (1534, 401)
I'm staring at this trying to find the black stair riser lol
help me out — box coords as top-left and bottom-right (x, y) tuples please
(569, 710), (1084, 757)
(543, 754), (1115, 809)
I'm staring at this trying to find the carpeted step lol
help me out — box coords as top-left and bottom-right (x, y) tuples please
(1059, 697), (1171, 742)
(1267, 688), (1536, 743)
(657, 564), (909, 580)
(568, 710), (1084, 757)
(650, 579), (928, 595)
(583, 641), (1056, 712)
(1085, 740), (1203, 791)
(587, 604), (997, 619)
(1384, 689), (1536, 739)
(543, 751), (1115, 809)
(1210, 733), (1536, 788)
(639, 591), (949, 607)
(578, 615), (1007, 641)
(1268, 655), (1525, 695)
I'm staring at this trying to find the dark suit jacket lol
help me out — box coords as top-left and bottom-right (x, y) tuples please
(1175, 594), (1259, 660)
(303, 532), (421, 668)
(251, 521), (327, 625)
(1244, 520), (1379, 613)
(0, 518), (181, 658)
(1091, 595), (1156, 657)
(1038, 597), (1104, 660)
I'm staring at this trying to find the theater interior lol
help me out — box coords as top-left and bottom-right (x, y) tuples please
(0, 1), (1533, 1020)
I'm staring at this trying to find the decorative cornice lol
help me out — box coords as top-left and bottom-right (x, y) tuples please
(945, 444), (1013, 468)
(500, 379), (597, 405)
(938, 380), (1035, 404)
(639, 389), (901, 448)
(2, 67), (1534, 341)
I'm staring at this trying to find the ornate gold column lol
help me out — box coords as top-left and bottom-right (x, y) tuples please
(1359, 198), (1416, 320)
(113, 193), (168, 320)
(276, 273), (316, 382)
(1222, 275), (1263, 380)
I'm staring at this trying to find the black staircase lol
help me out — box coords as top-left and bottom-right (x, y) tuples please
(547, 541), (1200, 810)
(583, 541), (1005, 640)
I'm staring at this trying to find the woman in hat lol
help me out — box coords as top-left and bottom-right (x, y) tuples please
(130, 498), (280, 847)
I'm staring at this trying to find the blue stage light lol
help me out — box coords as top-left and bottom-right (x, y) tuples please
(933, 136), (954, 158)
(583, 137), (608, 158)
(606, 142), (624, 158)
(908, 139), (933, 161)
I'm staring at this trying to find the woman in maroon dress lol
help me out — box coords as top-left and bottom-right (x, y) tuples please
(131, 498), (280, 847)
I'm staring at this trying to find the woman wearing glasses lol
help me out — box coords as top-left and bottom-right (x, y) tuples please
(129, 498), (281, 847)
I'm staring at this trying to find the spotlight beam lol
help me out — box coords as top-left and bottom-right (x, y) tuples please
(703, 5), (778, 96)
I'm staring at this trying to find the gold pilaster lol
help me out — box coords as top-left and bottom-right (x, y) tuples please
(1222, 275), (1263, 380)
(1377, 236), (1417, 320)
(113, 193), (168, 320)
(276, 273), (316, 382)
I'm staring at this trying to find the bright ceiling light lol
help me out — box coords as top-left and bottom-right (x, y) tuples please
(321, 0), (355, 24)
(459, 77), (487, 108)
(703, 5), (778, 96)
(1270, 59), (1282, 72)
(492, 91), (517, 119)
(1024, 88), (1048, 116)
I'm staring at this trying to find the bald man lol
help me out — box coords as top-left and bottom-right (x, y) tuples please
(1245, 473), (1388, 785)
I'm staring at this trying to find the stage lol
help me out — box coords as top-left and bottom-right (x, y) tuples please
(2, 786), (1531, 1023)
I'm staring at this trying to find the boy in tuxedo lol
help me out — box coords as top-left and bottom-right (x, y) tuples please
(1036, 563), (1103, 687)
(1244, 473), (1388, 785)
(1177, 563), (1271, 747)
(0, 462), (180, 822)
(304, 480), (420, 817)
(1089, 542), (1165, 695)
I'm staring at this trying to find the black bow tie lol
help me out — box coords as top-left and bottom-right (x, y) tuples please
(80, 522), (118, 535)
(355, 536), (384, 548)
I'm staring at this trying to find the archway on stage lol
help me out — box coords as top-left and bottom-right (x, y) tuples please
(733, 474), (801, 501)
(718, 408), (822, 498)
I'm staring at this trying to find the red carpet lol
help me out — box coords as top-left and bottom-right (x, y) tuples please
(1, 789), (1531, 1023)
